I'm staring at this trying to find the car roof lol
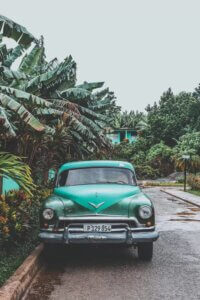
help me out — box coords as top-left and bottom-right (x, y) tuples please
(58, 160), (134, 173)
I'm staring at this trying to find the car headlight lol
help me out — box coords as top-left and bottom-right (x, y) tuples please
(139, 205), (152, 219)
(43, 208), (54, 220)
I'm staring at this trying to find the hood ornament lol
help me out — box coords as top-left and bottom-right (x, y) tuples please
(88, 201), (105, 209)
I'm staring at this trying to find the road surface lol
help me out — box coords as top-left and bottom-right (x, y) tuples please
(24, 188), (200, 300)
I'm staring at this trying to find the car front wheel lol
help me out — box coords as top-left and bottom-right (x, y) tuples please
(138, 242), (153, 261)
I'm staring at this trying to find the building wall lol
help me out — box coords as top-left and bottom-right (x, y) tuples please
(106, 132), (120, 144)
(107, 130), (137, 144)
(127, 131), (137, 143)
(2, 177), (19, 194)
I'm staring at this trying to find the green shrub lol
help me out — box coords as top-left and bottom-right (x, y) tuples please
(135, 165), (159, 180)
(187, 174), (200, 190)
(176, 176), (184, 183)
(0, 188), (51, 246)
(146, 142), (174, 177)
(0, 238), (39, 286)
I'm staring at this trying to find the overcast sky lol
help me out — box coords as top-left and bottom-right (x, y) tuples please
(1, 0), (200, 111)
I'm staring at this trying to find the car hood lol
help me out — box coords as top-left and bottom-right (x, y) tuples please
(53, 184), (141, 215)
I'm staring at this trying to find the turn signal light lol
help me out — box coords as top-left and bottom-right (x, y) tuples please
(146, 221), (152, 227)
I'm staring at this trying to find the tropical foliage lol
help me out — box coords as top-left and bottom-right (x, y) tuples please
(111, 110), (145, 129)
(1, 13), (200, 183)
(145, 88), (200, 146)
(187, 174), (200, 190)
(113, 90), (200, 178)
(173, 132), (200, 172)
(0, 15), (119, 184)
(0, 152), (35, 195)
(0, 188), (50, 244)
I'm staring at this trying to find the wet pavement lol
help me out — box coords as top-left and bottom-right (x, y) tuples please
(161, 188), (200, 207)
(24, 188), (200, 300)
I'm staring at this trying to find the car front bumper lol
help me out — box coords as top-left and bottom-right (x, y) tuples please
(39, 228), (159, 245)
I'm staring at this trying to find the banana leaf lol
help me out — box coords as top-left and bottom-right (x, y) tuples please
(77, 81), (104, 91)
(0, 106), (16, 136)
(24, 56), (76, 94)
(0, 66), (29, 84)
(0, 152), (35, 195)
(0, 15), (36, 47)
(0, 93), (45, 132)
(19, 43), (45, 75)
(61, 87), (92, 102)
(0, 86), (52, 107)
(3, 45), (25, 67)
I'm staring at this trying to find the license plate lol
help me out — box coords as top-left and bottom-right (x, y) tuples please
(83, 224), (112, 232)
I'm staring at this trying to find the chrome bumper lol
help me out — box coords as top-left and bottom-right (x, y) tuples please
(39, 227), (159, 245)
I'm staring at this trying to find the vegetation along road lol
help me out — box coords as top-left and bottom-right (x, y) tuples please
(25, 188), (200, 300)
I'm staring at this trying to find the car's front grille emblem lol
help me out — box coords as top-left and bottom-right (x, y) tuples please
(88, 201), (105, 209)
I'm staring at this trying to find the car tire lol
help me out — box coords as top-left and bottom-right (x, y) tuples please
(138, 242), (153, 261)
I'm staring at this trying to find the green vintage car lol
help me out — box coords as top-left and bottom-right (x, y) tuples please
(39, 160), (159, 260)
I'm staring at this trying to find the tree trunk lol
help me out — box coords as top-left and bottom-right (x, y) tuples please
(0, 176), (3, 195)
(43, 170), (49, 185)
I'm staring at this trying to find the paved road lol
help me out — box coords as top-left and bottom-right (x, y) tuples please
(25, 188), (200, 300)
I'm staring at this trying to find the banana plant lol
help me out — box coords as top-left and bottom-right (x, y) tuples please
(0, 152), (35, 195)
(0, 14), (119, 163)
(0, 15), (36, 47)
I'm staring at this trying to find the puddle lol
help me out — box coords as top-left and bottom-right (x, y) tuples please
(24, 258), (65, 300)
(189, 207), (200, 212)
(170, 218), (200, 222)
(25, 273), (61, 300)
(176, 211), (195, 216)
(167, 198), (178, 202)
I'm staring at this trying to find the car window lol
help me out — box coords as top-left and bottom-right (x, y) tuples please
(58, 167), (136, 186)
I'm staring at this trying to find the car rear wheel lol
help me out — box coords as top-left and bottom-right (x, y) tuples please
(138, 242), (153, 261)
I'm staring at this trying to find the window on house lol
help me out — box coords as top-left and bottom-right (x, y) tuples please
(120, 131), (125, 142)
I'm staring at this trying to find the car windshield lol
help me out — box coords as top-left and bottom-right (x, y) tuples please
(57, 167), (136, 186)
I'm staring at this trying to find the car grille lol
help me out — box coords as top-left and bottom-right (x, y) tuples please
(57, 220), (136, 230)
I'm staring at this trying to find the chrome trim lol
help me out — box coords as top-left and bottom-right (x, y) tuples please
(88, 202), (105, 209)
(58, 216), (140, 225)
(67, 223), (130, 233)
(68, 228), (126, 233)
(40, 228), (64, 232)
(40, 225), (155, 233)
(67, 225), (155, 233)
(39, 228), (159, 244)
(131, 226), (155, 232)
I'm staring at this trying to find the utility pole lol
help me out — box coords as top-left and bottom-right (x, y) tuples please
(184, 159), (187, 192)
(182, 155), (190, 192)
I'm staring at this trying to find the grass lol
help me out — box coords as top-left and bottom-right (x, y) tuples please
(143, 181), (183, 187)
(187, 190), (200, 197)
(0, 235), (38, 287)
